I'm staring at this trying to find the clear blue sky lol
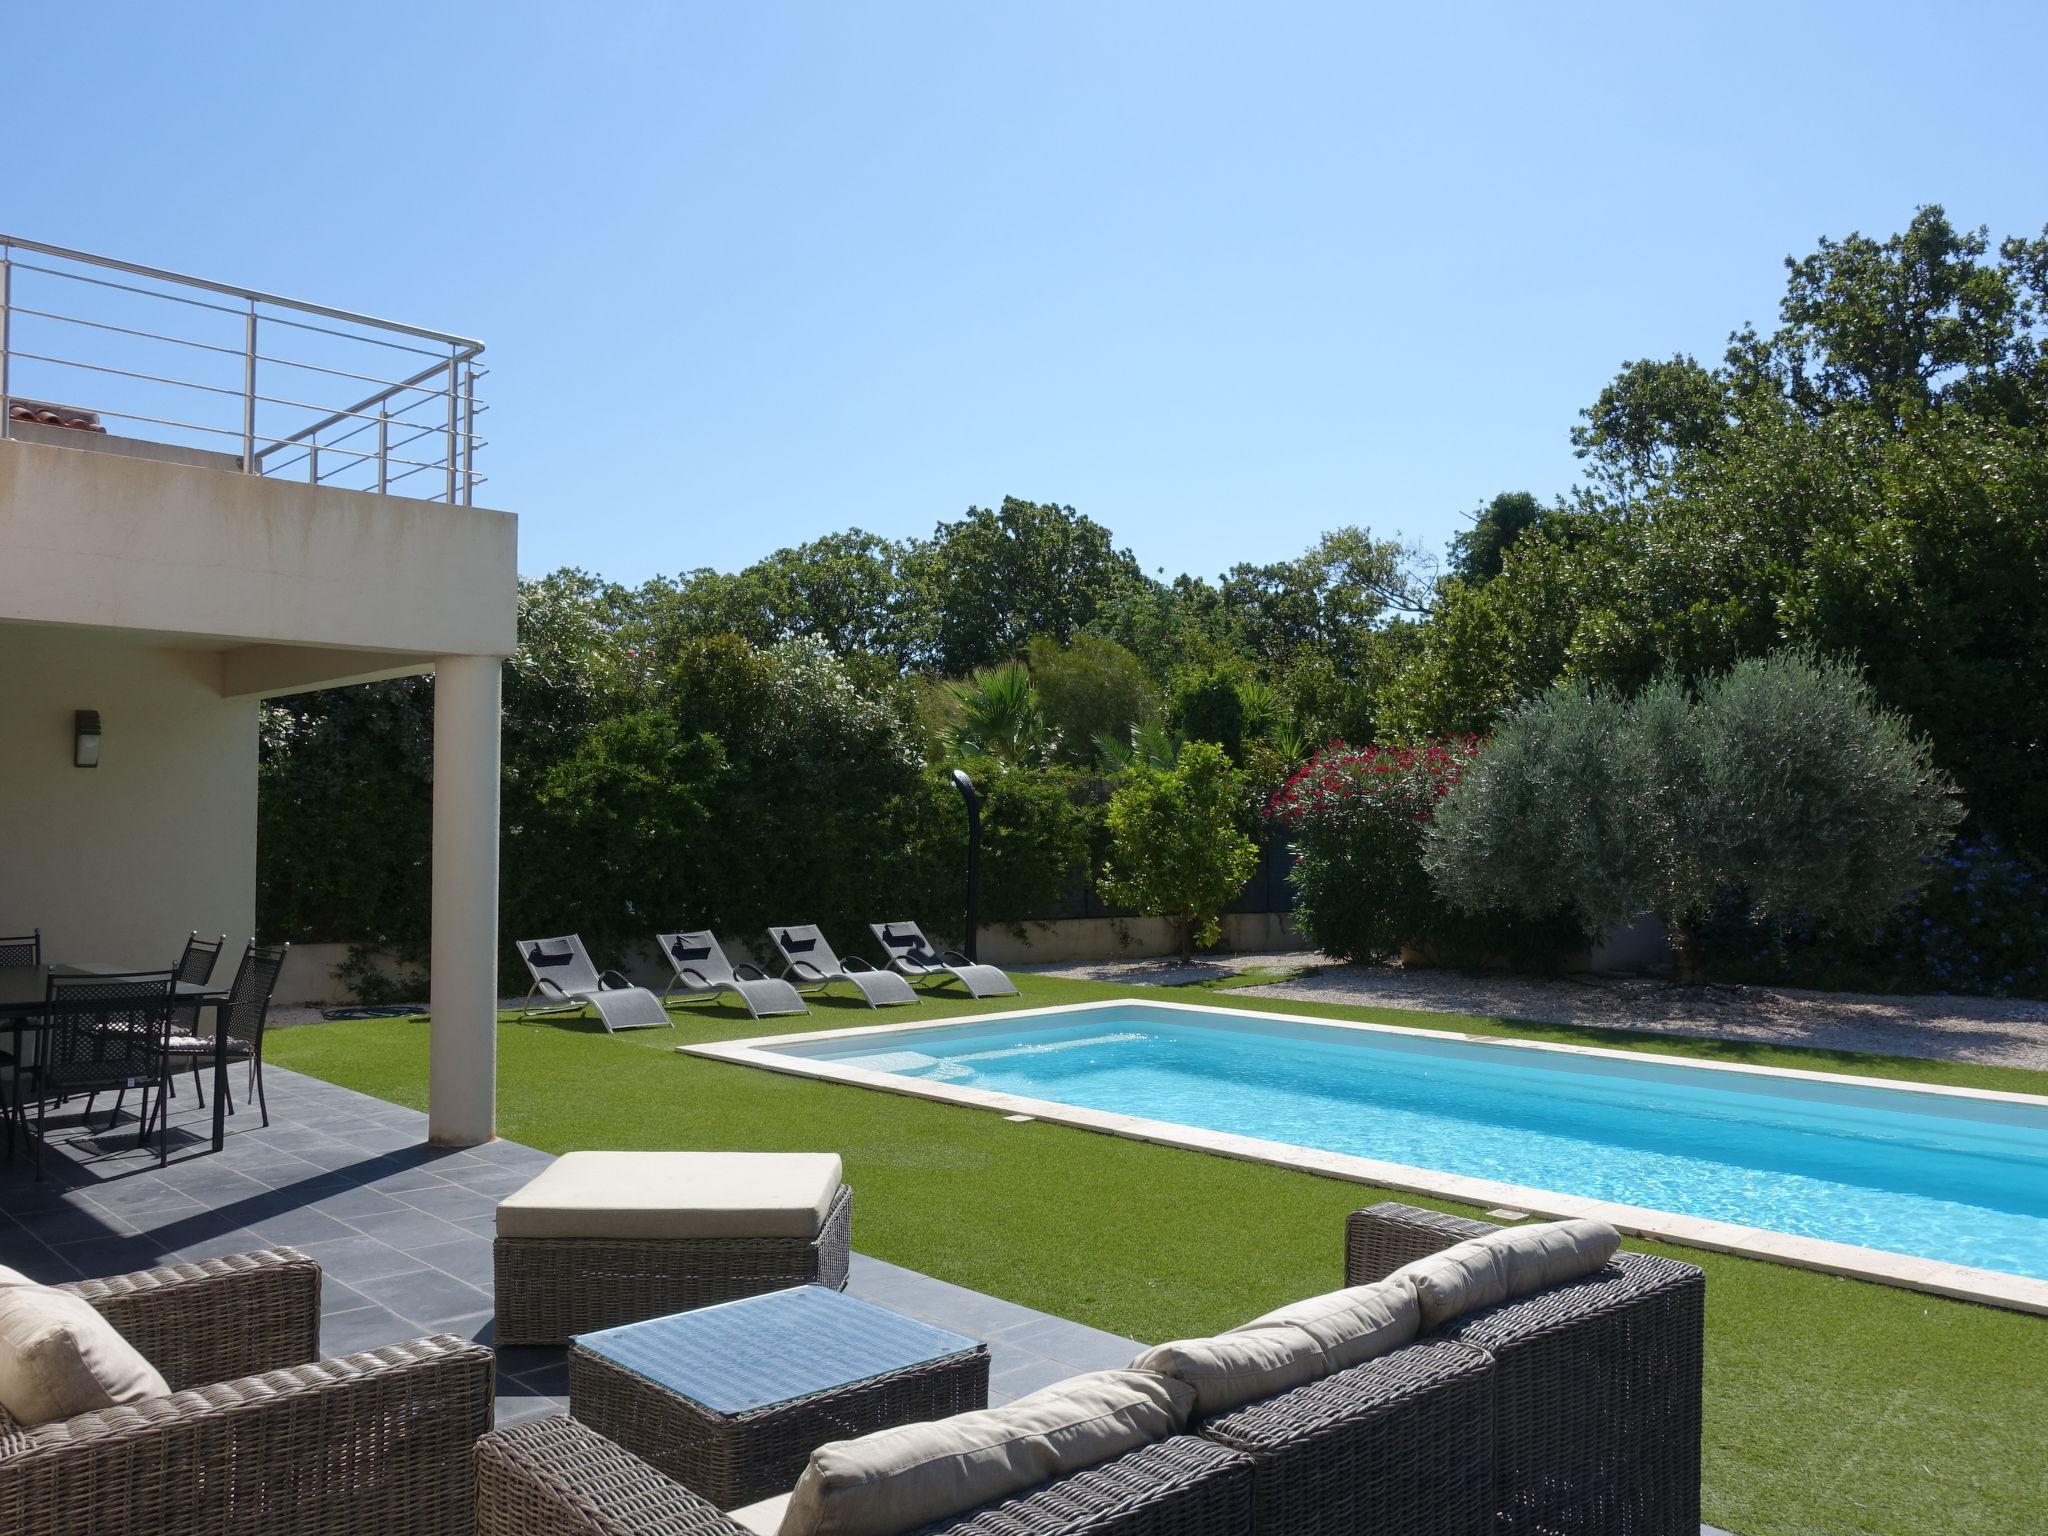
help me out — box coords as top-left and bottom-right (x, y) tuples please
(10, 3), (2046, 587)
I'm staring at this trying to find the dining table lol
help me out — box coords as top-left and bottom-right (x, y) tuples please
(0, 962), (235, 1161)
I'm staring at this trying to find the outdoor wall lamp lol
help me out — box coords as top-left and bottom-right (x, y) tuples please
(950, 768), (982, 962)
(74, 710), (101, 768)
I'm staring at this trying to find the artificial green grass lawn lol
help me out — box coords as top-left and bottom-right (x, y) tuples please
(268, 976), (2048, 1536)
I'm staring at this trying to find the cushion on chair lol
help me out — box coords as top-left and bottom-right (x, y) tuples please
(778, 1368), (1193, 1536)
(1127, 1323), (1329, 1418)
(1229, 1274), (1421, 1371)
(496, 1151), (844, 1241)
(0, 1265), (171, 1426)
(727, 1493), (792, 1535)
(1387, 1218), (1623, 1330)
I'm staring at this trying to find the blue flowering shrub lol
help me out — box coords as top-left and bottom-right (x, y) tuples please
(1699, 834), (2047, 998)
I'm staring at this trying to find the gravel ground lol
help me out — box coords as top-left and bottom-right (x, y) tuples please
(1018, 952), (2048, 1072)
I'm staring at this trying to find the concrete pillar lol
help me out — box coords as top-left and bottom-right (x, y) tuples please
(428, 653), (501, 1145)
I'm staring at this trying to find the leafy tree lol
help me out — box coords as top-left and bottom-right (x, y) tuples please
(977, 769), (1095, 929)
(1170, 664), (1251, 763)
(1027, 633), (1157, 768)
(906, 498), (1145, 673)
(1098, 741), (1259, 961)
(944, 662), (1050, 767)
(1448, 491), (1548, 583)
(258, 677), (434, 949)
(643, 531), (920, 675)
(1755, 206), (2047, 426)
(1271, 738), (1586, 966)
(1423, 651), (1962, 984)
(1387, 207), (2048, 861)
(1569, 358), (1730, 500)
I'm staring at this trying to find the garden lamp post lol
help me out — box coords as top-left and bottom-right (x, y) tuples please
(951, 768), (981, 962)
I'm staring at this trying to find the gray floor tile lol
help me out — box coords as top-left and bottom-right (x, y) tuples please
(321, 1303), (420, 1356)
(248, 1206), (363, 1248)
(409, 1235), (495, 1287)
(336, 1203), (476, 1251)
(295, 1232), (433, 1285)
(990, 1314), (1143, 1371)
(394, 1182), (500, 1222)
(351, 1265), (493, 1329)
(990, 1355), (1081, 1398)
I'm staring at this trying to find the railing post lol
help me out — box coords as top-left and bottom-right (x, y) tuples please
(0, 244), (11, 440)
(241, 302), (258, 473)
(308, 441), (319, 484)
(460, 361), (477, 505)
(377, 406), (389, 494)
(444, 355), (459, 503)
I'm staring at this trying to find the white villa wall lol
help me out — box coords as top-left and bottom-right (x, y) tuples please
(0, 625), (256, 966)
(0, 438), (516, 661)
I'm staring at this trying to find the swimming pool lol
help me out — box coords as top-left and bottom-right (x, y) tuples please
(697, 1000), (2048, 1299)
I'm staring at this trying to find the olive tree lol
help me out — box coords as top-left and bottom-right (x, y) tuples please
(1099, 741), (1259, 962)
(1423, 650), (1962, 983)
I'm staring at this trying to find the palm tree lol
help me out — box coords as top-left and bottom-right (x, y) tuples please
(947, 662), (1050, 767)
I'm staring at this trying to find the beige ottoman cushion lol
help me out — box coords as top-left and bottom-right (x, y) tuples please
(497, 1151), (844, 1242)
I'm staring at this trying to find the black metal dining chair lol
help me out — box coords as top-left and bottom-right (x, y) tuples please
(37, 970), (177, 1170)
(0, 930), (39, 967)
(161, 932), (226, 1103)
(161, 940), (289, 1128)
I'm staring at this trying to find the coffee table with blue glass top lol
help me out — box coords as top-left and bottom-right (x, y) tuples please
(567, 1283), (991, 1507)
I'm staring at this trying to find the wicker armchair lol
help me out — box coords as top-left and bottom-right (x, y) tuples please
(476, 1413), (1257, 1536)
(0, 1248), (494, 1536)
(1346, 1203), (1705, 1536)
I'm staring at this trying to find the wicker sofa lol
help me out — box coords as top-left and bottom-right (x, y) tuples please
(0, 1248), (494, 1536)
(1345, 1203), (1705, 1536)
(473, 1203), (1704, 1536)
(477, 1412), (1259, 1536)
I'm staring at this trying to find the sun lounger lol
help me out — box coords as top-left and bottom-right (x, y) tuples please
(870, 920), (1018, 998)
(767, 925), (918, 1008)
(516, 935), (672, 1032)
(656, 931), (808, 1019)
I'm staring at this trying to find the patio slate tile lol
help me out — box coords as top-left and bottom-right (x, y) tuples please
(248, 1206), (362, 1248)
(394, 1182), (501, 1223)
(350, 1266), (493, 1329)
(321, 1304), (421, 1357)
(296, 1232), (434, 1285)
(990, 1355), (1082, 1399)
(409, 1235), (495, 1287)
(989, 1314), (1143, 1371)
(337, 1203), (477, 1251)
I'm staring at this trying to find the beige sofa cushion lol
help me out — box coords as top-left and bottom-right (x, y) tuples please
(0, 1265), (170, 1427)
(496, 1151), (843, 1241)
(727, 1492), (790, 1535)
(1389, 1219), (1622, 1330)
(1230, 1275), (1421, 1371)
(779, 1368), (1192, 1536)
(1127, 1322), (1329, 1419)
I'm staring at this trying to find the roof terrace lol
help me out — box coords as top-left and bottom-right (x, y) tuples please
(0, 234), (485, 504)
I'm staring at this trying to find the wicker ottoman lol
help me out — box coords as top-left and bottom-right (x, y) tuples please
(493, 1151), (853, 1345)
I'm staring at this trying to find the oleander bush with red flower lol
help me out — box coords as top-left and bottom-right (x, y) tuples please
(1270, 737), (1588, 967)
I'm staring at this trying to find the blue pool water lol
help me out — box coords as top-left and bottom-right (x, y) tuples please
(775, 1003), (2048, 1279)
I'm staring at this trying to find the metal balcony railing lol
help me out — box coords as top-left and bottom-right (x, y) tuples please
(0, 234), (485, 504)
